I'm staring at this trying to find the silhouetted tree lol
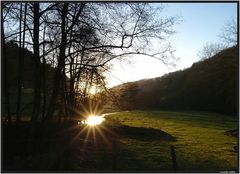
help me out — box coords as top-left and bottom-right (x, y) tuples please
(1, 3), (11, 123)
(218, 18), (237, 46)
(31, 3), (41, 125)
(3, 2), (179, 123)
(197, 42), (226, 60)
(16, 3), (27, 125)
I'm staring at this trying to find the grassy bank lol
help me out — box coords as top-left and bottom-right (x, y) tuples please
(104, 110), (238, 172)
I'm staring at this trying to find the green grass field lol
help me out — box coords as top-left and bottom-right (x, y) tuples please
(104, 110), (238, 172)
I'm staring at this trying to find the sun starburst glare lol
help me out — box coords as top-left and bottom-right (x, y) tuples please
(86, 115), (105, 126)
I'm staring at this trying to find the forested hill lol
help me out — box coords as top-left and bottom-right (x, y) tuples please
(4, 41), (55, 91)
(110, 46), (238, 115)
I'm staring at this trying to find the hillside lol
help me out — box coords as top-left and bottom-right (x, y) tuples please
(4, 41), (55, 91)
(2, 41), (57, 116)
(109, 46), (238, 115)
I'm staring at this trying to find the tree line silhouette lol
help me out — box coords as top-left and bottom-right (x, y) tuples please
(2, 2), (178, 125)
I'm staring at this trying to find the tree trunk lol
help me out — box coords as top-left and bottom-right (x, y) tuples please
(68, 28), (76, 118)
(41, 25), (47, 123)
(45, 3), (69, 122)
(31, 2), (41, 124)
(62, 64), (69, 121)
(16, 3), (22, 125)
(16, 3), (27, 125)
(1, 3), (11, 123)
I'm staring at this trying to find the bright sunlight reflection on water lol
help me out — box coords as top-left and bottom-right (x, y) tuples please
(85, 115), (105, 126)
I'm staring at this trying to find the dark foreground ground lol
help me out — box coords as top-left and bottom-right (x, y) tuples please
(2, 121), (121, 172)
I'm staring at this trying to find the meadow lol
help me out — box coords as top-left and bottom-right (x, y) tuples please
(3, 108), (238, 172)
(103, 110), (238, 172)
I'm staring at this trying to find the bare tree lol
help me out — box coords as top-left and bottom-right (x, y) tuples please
(218, 17), (237, 46)
(16, 3), (27, 125)
(45, 3), (70, 122)
(198, 17), (237, 61)
(3, 2), (179, 123)
(61, 3), (179, 118)
(16, 3), (23, 124)
(1, 3), (11, 123)
(31, 3), (41, 125)
(41, 24), (47, 122)
(197, 42), (227, 60)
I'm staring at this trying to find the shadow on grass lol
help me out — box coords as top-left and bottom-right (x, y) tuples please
(2, 122), (145, 172)
(3, 121), (176, 172)
(113, 125), (176, 141)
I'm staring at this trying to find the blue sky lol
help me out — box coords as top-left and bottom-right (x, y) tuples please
(165, 3), (237, 68)
(106, 2), (238, 87)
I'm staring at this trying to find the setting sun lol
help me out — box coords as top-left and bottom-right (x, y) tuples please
(86, 115), (105, 126)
